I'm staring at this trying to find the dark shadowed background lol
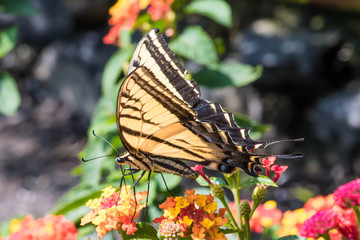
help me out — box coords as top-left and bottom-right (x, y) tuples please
(0, 0), (359, 223)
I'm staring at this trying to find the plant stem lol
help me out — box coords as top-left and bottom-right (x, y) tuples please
(244, 217), (251, 240)
(233, 170), (243, 240)
(119, 227), (127, 240)
(219, 196), (242, 239)
(322, 233), (331, 240)
(353, 206), (360, 236)
(235, 171), (242, 226)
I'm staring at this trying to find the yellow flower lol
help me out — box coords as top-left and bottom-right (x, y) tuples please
(9, 219), (21, 233)
(168, 207), (181, 218)
(175, 196), (189, 209)
(155, 190), (228, 240)
(101, 186), (116, 198)
(182, 215), (193, 226)
(204, 202), (218, 214)
(264, 200), (277, 209)
(260, 217), (273, 228)
(201, 218), (215, 229)
(86, 198), (101, 208)
(81, 186), (146, 239)
(196, 195), (207, 207)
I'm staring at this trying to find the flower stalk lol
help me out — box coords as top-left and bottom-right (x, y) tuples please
(354, 206), (360, 236)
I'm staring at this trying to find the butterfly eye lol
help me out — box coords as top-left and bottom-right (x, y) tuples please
(218, 164), (235, 173)
(116, 157), (125, 165)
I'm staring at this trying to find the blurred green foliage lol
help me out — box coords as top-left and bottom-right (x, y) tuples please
(0, 2), (26, 116)
(0, 0), (38, 15)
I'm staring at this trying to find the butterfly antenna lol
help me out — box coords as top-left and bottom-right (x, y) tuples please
(92, 130), (119, 154)
(81, 154), (114, 162)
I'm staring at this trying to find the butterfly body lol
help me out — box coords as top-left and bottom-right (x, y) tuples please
(116, 29), (303, 178)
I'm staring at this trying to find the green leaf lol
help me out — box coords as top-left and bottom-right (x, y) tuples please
(196, 176), (210, 186)
(0, 218), (11, 238)
(127, 222), (159, 240)
(277, 235), (306, 240)
(194, 63), (262, 88)
(219, 228), (238, 234)
(169, 26), (218, 68)
(51, 185), (103, 216)
(242, 175), (278, 188)
(185, 0), (232, 27)
(0, 0), (38, 15)
(80, 138), (110, 186)
(154, 173), (181, 192)
(0, 27), (17, 58)
(88, 89), (118, 135)
(210, 176), (228, 186)
(0, 72), (21, 116)
(102, 47), (134, 96)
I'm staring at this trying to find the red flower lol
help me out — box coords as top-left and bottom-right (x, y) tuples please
(192, 165), (212, 185)
(148, 0), (174, 21)
(300, 210), (337, 239)
(262, 156), (276, 176)
(332, 205), (359, 240)
(103, 0), (175, 45)
(334, 178), (360, 209)
(270, 165), (288, 183)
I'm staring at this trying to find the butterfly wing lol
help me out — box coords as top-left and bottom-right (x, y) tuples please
(117, 28), (303, 177)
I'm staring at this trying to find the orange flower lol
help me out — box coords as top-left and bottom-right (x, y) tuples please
(249, 200), (282, 233)
(304, 194), (334, 212)
(148, 0), (174, 21)
(104, 0), (175, 45)
(154, 190), (228, 240)
(5, 214), (77, 240)
(81, 186), (146, 239)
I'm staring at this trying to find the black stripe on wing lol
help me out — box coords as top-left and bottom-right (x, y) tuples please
(193, 99), (304, 156)
(132, 28), (201, 107)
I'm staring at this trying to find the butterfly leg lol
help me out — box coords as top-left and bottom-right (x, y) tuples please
(160, 173), (175, 197)
(140, 171), (152, 220)
(117, 168), (141, 201)
(131, 170), (147, 222)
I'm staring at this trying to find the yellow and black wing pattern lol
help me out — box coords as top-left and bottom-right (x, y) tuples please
(116, 28), (303, 178)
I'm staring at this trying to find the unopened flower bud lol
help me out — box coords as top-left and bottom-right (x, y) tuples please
(252, 184), (267, 204)
(211, 184), (225, 198)
(239, 200), (251, 219)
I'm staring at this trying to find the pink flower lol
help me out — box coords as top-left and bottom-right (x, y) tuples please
(334, 178), (360, 209)
(262, 156), (276, 176)
(270, 165), (288, 183)
(192, 165), (212, 185)
(300, 210), (337, 239)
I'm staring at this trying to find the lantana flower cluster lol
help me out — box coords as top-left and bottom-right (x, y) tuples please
(2, 214), (77, 240)
(153, 189), (229, 240)
(104, 0), (175, 45)
(299, 178), (360, 239)
(244, 179), (360, 240)
(80, 186), (146, 239)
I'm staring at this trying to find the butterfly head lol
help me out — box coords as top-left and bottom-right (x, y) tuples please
(115, 151), (133, 166)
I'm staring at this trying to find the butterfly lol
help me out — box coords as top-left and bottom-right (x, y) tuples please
(115, 28), (303, 181)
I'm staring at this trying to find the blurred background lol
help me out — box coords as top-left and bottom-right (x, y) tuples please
(0, 0), (359, 230)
